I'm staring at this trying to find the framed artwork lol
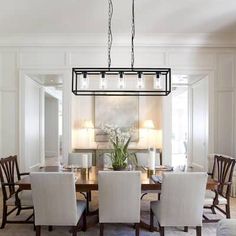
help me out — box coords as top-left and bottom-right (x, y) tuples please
(95, 96), (139, 142)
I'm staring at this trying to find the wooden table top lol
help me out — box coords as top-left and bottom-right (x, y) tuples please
(16, 166), (217, 192)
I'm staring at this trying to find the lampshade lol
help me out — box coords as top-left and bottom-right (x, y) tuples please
(83, 120), (94, 129)
(143, 120), (155, 129)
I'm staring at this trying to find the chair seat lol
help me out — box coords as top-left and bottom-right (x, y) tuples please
(204, 190), (227, 205)
(76, 200), (86, 220)
(217, 219), (236, 236)
(6, 190), (33, 206)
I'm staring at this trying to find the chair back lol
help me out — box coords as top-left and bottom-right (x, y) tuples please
(30, 172), (77, 226)
(158, 172), (207, 226)
(98, 171), (141, 223)
(0, 155), (21, 199)
(212, 155), (236, 198)
(68, 153), (92, 167)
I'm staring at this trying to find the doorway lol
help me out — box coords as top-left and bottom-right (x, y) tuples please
(172, 87), (188, 167)
(171, 74), (209, 169)
(20, 73), (63, 170)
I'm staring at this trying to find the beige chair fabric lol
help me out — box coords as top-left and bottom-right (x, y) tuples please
(217, 219), (236, 236)
(30, 172), (86, 226)
(151, 172), (207, 227)
(98, 171), (141, 223)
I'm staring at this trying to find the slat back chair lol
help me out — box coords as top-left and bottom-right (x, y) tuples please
(212, 155), (235, 199)
(0, 155), (33, 228)
(204, 155), (236, 221)
(0, 156), (21, 200)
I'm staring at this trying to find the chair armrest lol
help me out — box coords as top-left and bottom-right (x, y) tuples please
(2, 182), (16, 187)
(20, 172), (30, 176)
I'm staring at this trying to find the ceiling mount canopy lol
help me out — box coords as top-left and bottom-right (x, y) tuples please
(72, 0), (171, 96)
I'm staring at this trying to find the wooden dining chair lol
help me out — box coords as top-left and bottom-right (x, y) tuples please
(150, 172), (207, 236)
(0, 155), (34, 228)
(204, 154), (236, 222)
(30, 172), (87, 236)
(98, 171), (141, 236)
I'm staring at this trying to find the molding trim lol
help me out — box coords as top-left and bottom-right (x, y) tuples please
(0, 33), (236, 48)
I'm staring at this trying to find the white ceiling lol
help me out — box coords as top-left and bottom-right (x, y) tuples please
(0, 0), (236, 35)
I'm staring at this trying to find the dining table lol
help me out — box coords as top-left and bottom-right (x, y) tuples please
(16, 165), (218, 232)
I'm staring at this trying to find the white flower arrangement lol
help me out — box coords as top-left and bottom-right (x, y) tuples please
(102, 124), (137, 170)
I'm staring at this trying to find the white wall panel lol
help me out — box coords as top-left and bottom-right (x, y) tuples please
(19, 51), (66, 68)
(135, 49), (165, 67)
(169, 52), (215, 69)
(0, 52), (17, 89)
(70, 49), (107, 67)
(217, 54), (234, 89)
(216, 91), (234, 156)
(1, 91), (17, 156)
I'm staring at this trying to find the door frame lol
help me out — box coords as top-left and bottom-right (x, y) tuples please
(19, 69), (72, 171)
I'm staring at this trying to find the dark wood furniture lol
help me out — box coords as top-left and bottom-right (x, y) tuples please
(16, 166), (217, 192)
(204, 154), (236, 222)
(0, 155), (34, 228)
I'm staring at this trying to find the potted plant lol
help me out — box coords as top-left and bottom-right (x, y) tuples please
(103, 125), (137, 170)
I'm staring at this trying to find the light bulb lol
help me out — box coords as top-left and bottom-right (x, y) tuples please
(118, 72), (125, 89)
(80, 72), (89, 89)
(100, 72), (107, 89)
(154, 73), (162, 89)
(137, 72), (144, 89)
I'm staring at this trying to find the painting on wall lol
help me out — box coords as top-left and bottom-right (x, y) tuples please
(95, 96), (139, 142)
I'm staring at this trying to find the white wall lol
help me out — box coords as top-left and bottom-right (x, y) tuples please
(0, 38), (236, 169)
(45, 94), (59, 157)
(71, 95), (162, 149)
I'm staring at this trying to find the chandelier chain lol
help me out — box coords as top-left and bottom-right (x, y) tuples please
(108, 0), (113, 69)
(131, 0), (135, 69)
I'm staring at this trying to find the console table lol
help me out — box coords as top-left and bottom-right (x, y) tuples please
(72, 148), (162, 167)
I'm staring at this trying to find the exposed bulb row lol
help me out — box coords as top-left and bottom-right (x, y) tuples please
(80, 72), (162, 90)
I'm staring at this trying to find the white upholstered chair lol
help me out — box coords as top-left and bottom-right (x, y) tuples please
(68, 153), (93, 167)
(150, 172), (207, 236)
(98, 171), (141, 236)
(217, 219), (236, 236)
(30, 172), (87, 236)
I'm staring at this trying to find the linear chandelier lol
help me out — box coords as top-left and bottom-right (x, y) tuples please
(72, 0), (171, 96)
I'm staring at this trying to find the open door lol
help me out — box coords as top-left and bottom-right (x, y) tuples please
(190, 77), (208, 170)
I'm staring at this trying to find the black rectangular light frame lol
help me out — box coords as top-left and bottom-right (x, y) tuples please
(72, 68), (171, 96)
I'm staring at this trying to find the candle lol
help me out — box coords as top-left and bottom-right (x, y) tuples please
(82, 154), (88, 168)
(148, 148), (155, 170)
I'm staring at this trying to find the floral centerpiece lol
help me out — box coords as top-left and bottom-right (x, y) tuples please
(103, 125), (137, 170)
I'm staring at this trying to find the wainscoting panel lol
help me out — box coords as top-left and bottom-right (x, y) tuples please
(168, 51), (215, 69)
(0, 91), (17, 156)
(216, 91), (234, 156)
(0, 51), (17, 89)
(217, 54), (235, 89)
(19, 51), (67, 68)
